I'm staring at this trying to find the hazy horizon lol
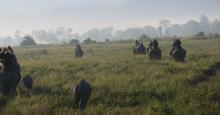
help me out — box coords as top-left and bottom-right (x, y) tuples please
(0, 0), (220, 36)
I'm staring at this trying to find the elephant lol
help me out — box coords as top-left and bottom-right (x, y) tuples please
(147, 39), (161, 60)
(0, 47), (21, 96)
(72, 79), (92, 112)
(75, 44), (84, 58)
(170, 38), (186, 62)
(18, 75), (33, 97)
(20, 75), (33, 90)
(133, 40), (146, 55)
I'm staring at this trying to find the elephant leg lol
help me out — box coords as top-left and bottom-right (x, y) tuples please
(9, 87), (17, 96)
(8, 74), (18, 96)
(2, 86), (9, 96)
(9, 80), (17, 96)
(74, 96), (80, 108)
(79, 97), (88, 112)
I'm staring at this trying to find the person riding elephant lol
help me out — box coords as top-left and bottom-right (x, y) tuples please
(133, 40), (146, 55)
(170, 38), (186, 62)
(75, 44), (84, 58)
(7, 46), (21, 76)
(147, 39), (161, 60)
(137, 42), (146, 54)
(0, 46), (21, 96)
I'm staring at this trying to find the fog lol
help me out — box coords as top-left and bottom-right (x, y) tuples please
(1, 0), (220, 46)
(32, 27), (79, 44)
(1, 15), (220, 46)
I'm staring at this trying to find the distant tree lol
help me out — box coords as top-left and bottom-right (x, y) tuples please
(182, 20), (201, 36)
(139, 34), (151, 41)
(208, 33), (214, 39)
(196, 32), (205, 37)
(20, 35), (37, 46)
(194, 31), (207, 39)
(214, 33), (220, 39)
(158, 26), (163, 37)
(62, 41), (67, 45)
(69, 39), (79, 45)
(210, 19), (220, 33)
(200, 15), (210, 33)
(207, 33), (220, 39)
(105, 38), (110, 42)
(83, 37), (96, 44)
(83, 38), (92, 43)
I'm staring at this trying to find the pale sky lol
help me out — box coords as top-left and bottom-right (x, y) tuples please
(0, 0), (220, 36)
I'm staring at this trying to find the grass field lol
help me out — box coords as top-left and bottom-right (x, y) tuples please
(1, 38), (220, 115)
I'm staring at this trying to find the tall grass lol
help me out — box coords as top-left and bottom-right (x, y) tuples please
(1, 38), (220, 114)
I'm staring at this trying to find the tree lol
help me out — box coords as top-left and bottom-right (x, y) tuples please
(159, 20), (171, 36)
(83, 38), (96, 44)
(194, 32), (207, 39)
(214, 33), (220, 39)
(200, 15), (210, 33)
(196, 32), (205, 37)
(20, 35), (37, 46)
(139, 34), (151, 41)
(105, 38), (110, 42)
(208, 33), (214, 39)
(207, 33), (220, 39)
(69, 39), (79, 45)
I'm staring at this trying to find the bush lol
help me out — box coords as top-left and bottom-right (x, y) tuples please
(83, 38), (96, 44)
(194, 32), (208, 39)
(69, 39), (79, 45)
(20, 35), (37, 46)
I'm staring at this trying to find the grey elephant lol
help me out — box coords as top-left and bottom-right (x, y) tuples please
(0, 47), (21, 96)
(147, 39), (161, 60)
(18, 75), (33, 97)
(170, 38), (186, 62)
(133, 40), (146, 55)
(75, 44), (84, 58)
(72, 79), (92, 112)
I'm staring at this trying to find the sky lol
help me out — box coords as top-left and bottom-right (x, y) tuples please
(0, 0), (220, 36)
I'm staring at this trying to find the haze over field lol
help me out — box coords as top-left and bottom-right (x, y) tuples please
(1, 1), (220, 114)
(0, 0), (220, 45)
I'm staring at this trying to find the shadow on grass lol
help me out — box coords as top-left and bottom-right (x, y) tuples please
(0, 95), (17, 113)
(187, 61), (220, 85)
(0, 96), (9, 111)
(32, 86), (69, 96)
(90, 86), (175, 108)
(31, 86), (75, 111)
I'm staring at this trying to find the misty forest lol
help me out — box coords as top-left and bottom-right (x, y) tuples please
(1, 0), (220, 115)
(1, 15), (220, 46)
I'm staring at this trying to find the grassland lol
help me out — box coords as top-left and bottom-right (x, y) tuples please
(1, 38), (220, 115)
